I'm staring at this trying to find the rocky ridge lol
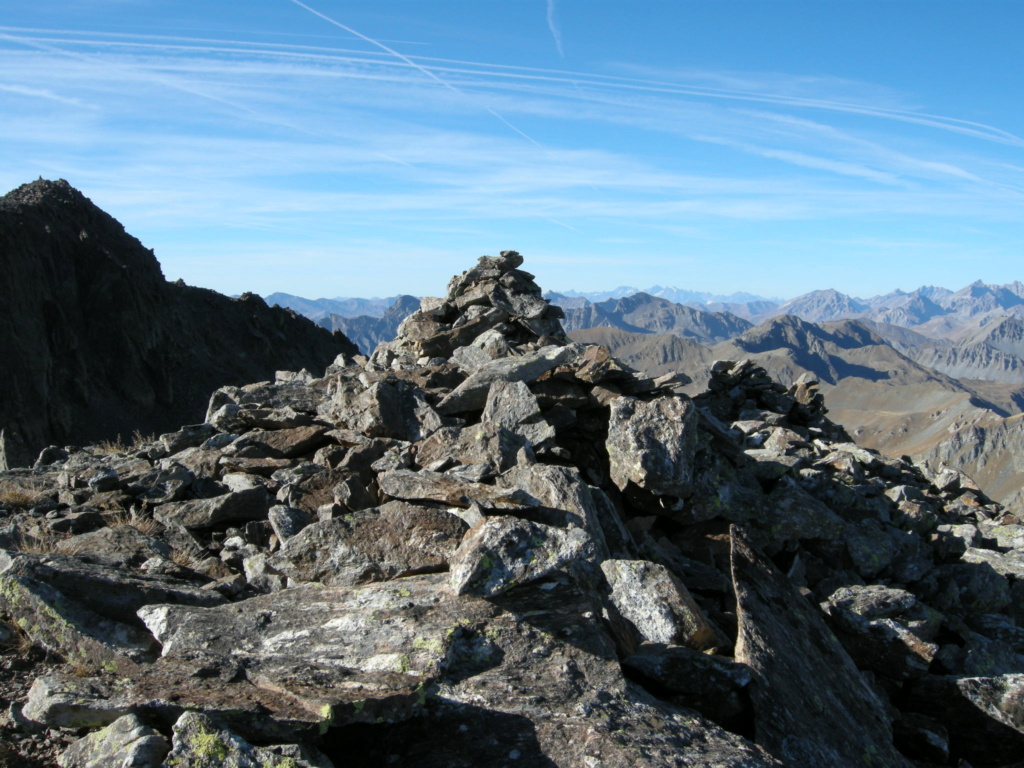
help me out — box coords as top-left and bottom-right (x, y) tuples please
(0, 252), (1023, 766)
(0, 179), (357, 470)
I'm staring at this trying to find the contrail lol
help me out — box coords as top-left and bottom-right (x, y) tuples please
(286, 0), (541, 145)
(546, 0), (565, 58)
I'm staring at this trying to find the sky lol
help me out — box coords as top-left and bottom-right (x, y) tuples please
(1, 1), (1022, 301)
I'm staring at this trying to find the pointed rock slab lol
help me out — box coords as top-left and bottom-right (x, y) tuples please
(436, 344), (580, 414)
(731, 526), (913, 768)
(270, 501), (468, 586)
(606, 394), (698, 499)
(449, 516), (594, 596)
(601, 559), (725, 651)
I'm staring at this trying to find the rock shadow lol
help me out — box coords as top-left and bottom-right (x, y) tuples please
(319, 701), (558, 767)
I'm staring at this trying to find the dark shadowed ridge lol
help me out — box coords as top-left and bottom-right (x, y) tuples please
(0, 178), (358, 467)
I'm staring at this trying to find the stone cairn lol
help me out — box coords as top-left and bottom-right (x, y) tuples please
(0, 251), (1022, 767)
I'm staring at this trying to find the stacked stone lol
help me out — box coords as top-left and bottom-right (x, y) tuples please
(368, 250), (566, 370)
(0, 253), (1022, 768)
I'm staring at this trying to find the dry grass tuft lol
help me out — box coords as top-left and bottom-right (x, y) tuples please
(106, 510), (162, 536)
(170, 547), (196, 568)
(0, 481), (38, 509)
(94, 430), (155, 455)
(13, 527), (70, 554)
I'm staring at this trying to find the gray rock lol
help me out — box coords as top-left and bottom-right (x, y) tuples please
(349, 378), (443, 442)
(55, 524), (172, 568)
(58, 713), (169, 768)
(823, 601), (938, 680)
(731, 527), (913, 768)
(268, 504), (314, 542)
(236, 425), (332, 459)
(606, 394), (697, 499)
(907, 674), (1024, 765)
(449, 516), (594, 596)
(160, 424), (217, 455)
(962, 546), (1024, 579)
(23, 675), (133, 729)
(0, 550), (224, 666)
(165, 711), (332, 768)
(271, 501), (467, 586)
(601, 559), (726, 651)
(436, 344), (579, 414)
(378, 469), (530, 509)
(152, 486), (269, 530)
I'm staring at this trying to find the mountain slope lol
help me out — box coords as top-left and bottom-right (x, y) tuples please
(561, 292), (751, 343)
(0, 179), (357, 468)
(319, 295), (422, 355)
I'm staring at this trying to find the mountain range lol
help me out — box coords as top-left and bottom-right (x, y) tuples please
(273, 284), (1024, 513)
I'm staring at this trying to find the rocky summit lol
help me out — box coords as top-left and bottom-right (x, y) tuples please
(1, 251), (1023, 768)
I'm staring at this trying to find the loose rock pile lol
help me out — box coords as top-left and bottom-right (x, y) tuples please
(1, 252), (1023, 767)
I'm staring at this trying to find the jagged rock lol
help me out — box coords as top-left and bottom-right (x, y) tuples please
(23, 675), (133, 728)
(348, 378), (444, 442)
(378, 468), (530, 509)
(415, 423), (531, 475)
(235, 425), (332, 459)
(601, 559), (726, 651)
(58, 713), (169, 768)
(271, 501), (466, 586)
(822, 599), (938, 680)
(436, 344), (580, 414)
(54, 524), (172, 568)
(152, 486), (269, 529)
(449, 516), (594, 596)
(606, 394), (698, 499)
(759, 475), (845, 544)
(267, 504), (314, 542)
(962, 546), (1024, 579)
(731, 527), (913, 767)
(481, 378), (555, 447)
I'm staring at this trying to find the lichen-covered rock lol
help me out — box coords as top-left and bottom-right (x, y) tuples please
(270, 501), (467, 586)
(601, 558), (726, 650)
(606, 394), (698, 499)
(58, 713), (169, 768)
(449, 516), (594, 596)
(165, 711), (333, 768)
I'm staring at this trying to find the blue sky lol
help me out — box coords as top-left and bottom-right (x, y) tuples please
(1, 1), (1022, 300)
